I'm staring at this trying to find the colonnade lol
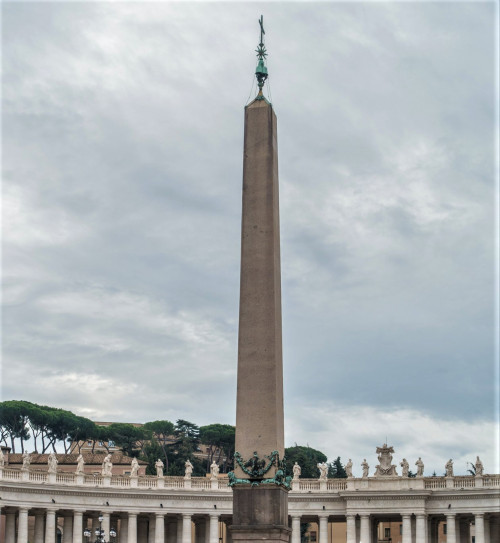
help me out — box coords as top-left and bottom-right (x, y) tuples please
(3, 508), (499, 543)
(1, 509), (226, 543)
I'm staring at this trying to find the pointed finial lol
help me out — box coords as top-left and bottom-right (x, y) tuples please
(255, 15), (268, 98)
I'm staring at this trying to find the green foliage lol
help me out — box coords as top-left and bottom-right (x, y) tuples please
(408, 470), (417, 478)
(329, 456), (347, 478)
(199, 423), (235, 473)
(284, 445), (327, 478)
(106, 423), (151, 457)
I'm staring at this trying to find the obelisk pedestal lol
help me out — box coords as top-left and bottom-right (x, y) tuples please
(230, 20), (290, 543)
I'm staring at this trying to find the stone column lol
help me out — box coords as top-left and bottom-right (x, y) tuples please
(34, 512), (45, 543)
(149, 516), (156, 543)
(62, 515), (73, 543)
(182, 514), (192, 543)
(319, 516), (328, 543)
(445, 515), (456, 543)
(346, 515), (356, 543)
(73, 511), (84, 543)
(45, 509), (57, 543)
(475, 514), (485, 543)
(128, 513), (138, 543)
(17, 508), (29, 543)
(5, 512), (16, 543)
(416, 515), (426, 543)
(121, 516), (129, 543)
(209, 515), (219, 543)
(102, 513), (111, 540)
(138, 517), (148, 543)
(155, 513), (166, 543)
(402, 514), (411, 543)
(360, 515), (371, 543)
(291, 516), (301, 543)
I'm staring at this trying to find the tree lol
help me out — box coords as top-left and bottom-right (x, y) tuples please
(143, 420), (175, 472)
(0, 401), (31, 453)
(199, 424), (235, 473)
(329, 456), (347, 478)
(284, 445), (327, 478)
(106, 423), (151, 457)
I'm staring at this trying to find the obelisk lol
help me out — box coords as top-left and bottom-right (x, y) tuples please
(229, 17), (290, 543)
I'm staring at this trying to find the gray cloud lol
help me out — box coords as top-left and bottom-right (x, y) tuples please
(2, 2), (497, 467)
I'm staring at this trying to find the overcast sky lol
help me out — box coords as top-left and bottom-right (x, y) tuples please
(2, 1), (498, 477)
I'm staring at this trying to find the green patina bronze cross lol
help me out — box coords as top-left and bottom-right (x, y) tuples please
(259, 15), (265, 44)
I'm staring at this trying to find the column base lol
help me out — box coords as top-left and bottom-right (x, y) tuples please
(230, 486), (291, 543)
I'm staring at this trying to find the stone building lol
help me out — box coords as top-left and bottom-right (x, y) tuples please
(1, 447), (498, 543)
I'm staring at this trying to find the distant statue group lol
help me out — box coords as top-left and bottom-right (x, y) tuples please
(3, 445), (485, 481)
(288, 446), (486, 480)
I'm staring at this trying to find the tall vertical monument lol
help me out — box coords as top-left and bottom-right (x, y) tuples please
(229, 17), (291, 543)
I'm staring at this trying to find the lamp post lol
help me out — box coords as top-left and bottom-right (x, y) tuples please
(84, 515), (117, 542)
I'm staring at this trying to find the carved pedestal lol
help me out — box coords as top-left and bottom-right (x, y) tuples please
(230, 486), (291, 543)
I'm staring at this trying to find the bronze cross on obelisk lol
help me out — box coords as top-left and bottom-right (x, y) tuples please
(259, 15), (265, 44)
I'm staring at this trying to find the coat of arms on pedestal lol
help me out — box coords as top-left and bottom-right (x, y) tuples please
(374, 444), (398, 477)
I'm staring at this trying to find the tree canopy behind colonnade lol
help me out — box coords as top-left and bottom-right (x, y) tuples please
(0, 400), (343, 477)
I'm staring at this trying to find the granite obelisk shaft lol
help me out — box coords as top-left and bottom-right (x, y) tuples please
(231, 97), (289, 543)
(235, 97), (284, 468)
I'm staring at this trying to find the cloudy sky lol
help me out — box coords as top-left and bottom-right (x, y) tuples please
(2, 1), (498, 476)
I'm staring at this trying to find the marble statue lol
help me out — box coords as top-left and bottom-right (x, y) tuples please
(130, 457), (139, 477)
(317, 462), (328, 480)
(345, 459), (353, 478)
(415, 457), (424, 477)
(400, 458), (409, 477)
(292, 462), (301, 480)
(48, 452), (58, 474)
(361, 459), (369, 478)
(76, 454), (85, 474)
(185, 459), (193, 478)
(374, 444), (398, 477)
(102, 454), (113, 477)
(475, 456), (484, 476)
(445, 459), (454, 477)
(22, 452), (31, 470)
(0, 448), (4, 468)
(155, 459), (164, 478)
(210, 461), (220, 479)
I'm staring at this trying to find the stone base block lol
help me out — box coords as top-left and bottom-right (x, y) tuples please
(230, 486), (291, 543)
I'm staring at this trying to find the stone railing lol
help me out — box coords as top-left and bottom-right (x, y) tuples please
(1, 468), (498, 492)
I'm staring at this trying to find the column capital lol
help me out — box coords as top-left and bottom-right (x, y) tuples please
(156, 512), (166, 518)
(475, 513), (485, 518)
(183, 513), (192, 519)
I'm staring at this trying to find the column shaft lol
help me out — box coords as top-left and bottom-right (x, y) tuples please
(360, 515), (371, 543)
(446, 515), (456, 543)
(416, 515), (426, 543)
(475, 514), (485, 543)
(209, 515), (219, 543)
(17, 508), (29, 543)
(319, 516), (328, 543)
(155, 514), (165, 543)
(182, 514), (192, 543)
(129, 513), (138, 543)
(346, 515), (356, 543)
(73, 511), (84, 543)
(121, 517), (129, 543)
(291, 516), (301, 543)
(45, 510), (57, 543)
